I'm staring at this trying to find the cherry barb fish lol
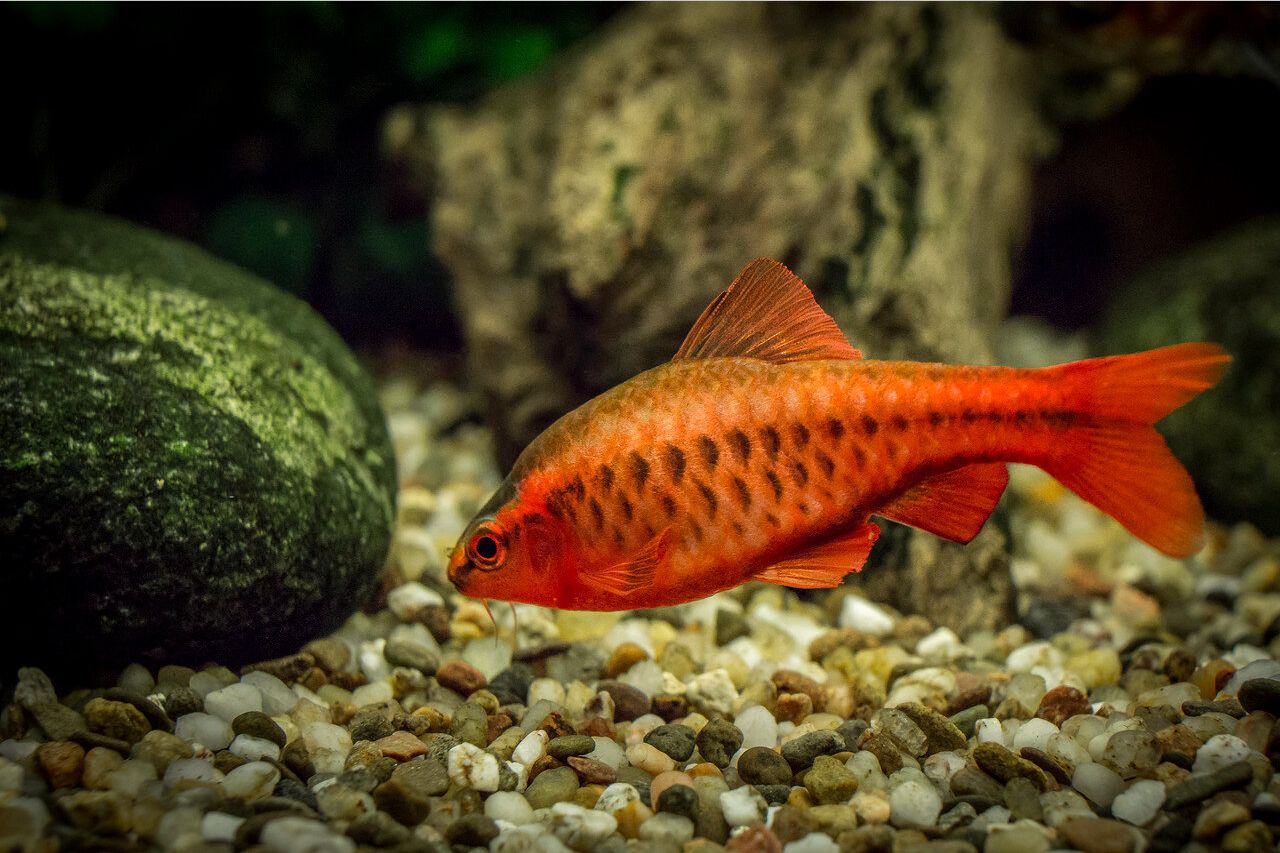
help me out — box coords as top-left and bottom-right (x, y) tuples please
(447, 258), (1229, 611)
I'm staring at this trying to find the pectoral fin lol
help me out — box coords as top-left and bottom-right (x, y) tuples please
(875, 462), (1009, 544)
(593, 529), (673, 597)
(754, 521), (880, 588)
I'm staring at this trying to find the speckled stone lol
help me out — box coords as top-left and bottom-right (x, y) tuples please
(737, 747), (793, 786)
(696, 719), (743, 768)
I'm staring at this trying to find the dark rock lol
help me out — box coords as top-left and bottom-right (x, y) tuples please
(1182, 699), (1246, 718)
(350, 712), (397, 743)
(972, 743), (1054, 791)
(1093, 217), (1280, 531)
(949, 768), (1004, 802)
(163, 688), (203, 719)
(1163, 760), (1254, 810)
(651, 695), (689, 722)
(895, 702), (967, 753)
(1020, 599), (1075, 638)
(445, 814), (499, 847)
(101, 689), (172, 732)
(657, 784), (700, 820)
(696, 718), (743, 768)
(233, 711), (286, 747)
(373, 758), (449, 825)
(435, 660), (486, 696)
(780, 730), (842, 771)
(242, 653), (315, 683)
(770, 805), (819, 845)
(0, 197), (396, 673)
(755, 784), (791, 805)
(487, 664), (534, 706)
(280, 740), (316, 781)
(347, 810), (411, 847)
(597, 680), (650, 721)
(645, 724), (696, 762)
(1238, 678), (1280, 716)
(715, 609), (749, 646)
(948, 705), (988, 739)
(737, 747), (793, 786)
(834, 719), (868, 752)
(1019, 747), (1073, 787)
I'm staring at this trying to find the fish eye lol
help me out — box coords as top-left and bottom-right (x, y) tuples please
(467, 524), (506, 570)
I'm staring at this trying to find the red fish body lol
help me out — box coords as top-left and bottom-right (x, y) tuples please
(447, 259), (1229, 611)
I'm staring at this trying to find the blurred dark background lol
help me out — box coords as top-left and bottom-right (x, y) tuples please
(3, 1), (1280, 349)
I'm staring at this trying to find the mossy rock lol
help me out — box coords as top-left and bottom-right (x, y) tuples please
(0, 197), (396, 674)
(1094, 217), (1280, 533)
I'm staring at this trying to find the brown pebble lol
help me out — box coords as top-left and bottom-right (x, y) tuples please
(34, 741), (85, 789)
(726, 825), (782, 853)
(409, 706), (449, 733)
(580, 717), (615, 738)
(773, 670), (826, 711)
(808, 628), (879, 661)
(1036, 685), (1090, 727)
(1020, 747), (1073, 786)
(652, 695), (689, 722)
(1157, 724), (1203, 760)
(604, 643), (650, 677)
(1163, 648), (1197, 684)
(527, 754), (562, 782)
(597, 681), (651, 722)
(946, 684), (992, 716)
(241, 652), (315, 683)
(775, 693), (813, 724)
(538, 711), (575, 739)
(857, 730), (904, 775)
(567, 755), (617, 785)
(486, 712), (515, 742)
(302, 637), (351, 672)
(376, 731), (427, 761)
(328, 670), (368, 691)
(973, 742), (1056, 791)
(1061, 817), (1137, 853)
(299, 667), (327, 691)
(436, 660), (486, 696)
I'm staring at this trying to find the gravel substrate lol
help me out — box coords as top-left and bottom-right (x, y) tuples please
(3, 354), (1279, 853)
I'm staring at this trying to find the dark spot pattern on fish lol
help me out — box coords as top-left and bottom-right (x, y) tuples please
(892, 415), (909, 432)
(853, 446), (867, 467)
(791, 423), (810, 448)
(761, 426), (781, 459)
(589, 497), (605, 531)
(698, 435), (719, 470)
(661, 494), (677, 519)
(765, 468), (784, 501)
(827, 418), (845, 440)
(728, 429), (751, 464)
(928, 410), (945, 427)
(731, 475), (752, 511)
(790, 461), (809, 487)
(629, 451), (650, 490)
(598, 464), (615, 492)
(961, 409), (980, 423)
(665, 444), (686, 482)
(815, 451), (835, 479)
(862, 415), (879, 435)
(695, 480), (718, 518)
(618, 494), (633, 522)
(765, 511), (781, 528)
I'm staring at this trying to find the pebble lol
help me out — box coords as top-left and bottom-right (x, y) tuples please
(221, 760), (279, 799)
(736, 705), (780, 750)
(527, 766), (581, 809)
(486, 789), (537, 825)
(551, 734), (599, 759)
(780, 730), (842, 771)
(804, 755), (857, 804)
(645, 724), (696, 762)
(627, 742), (676, 775)
(639, 811), (695, 845)
(33, 741), (84, 789)
(696, 718), (743, 768)
(737, 747), (792, 785)
(372, 758), (448, 824)
(203, 683), (263, 723)
(1060, 817), (1137, 853)
(888, 779), (942, 827)
(720, 785), (767, 827)
(1163, 760), (1254, 809)
(447, 741), (502, 792)
(1072, 762), (1126, 808)
(1191, 734), (1254, 773)
(83, 698), (151, 744)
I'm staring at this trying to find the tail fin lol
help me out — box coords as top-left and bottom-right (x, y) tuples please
(1041, 343), (1230, 557)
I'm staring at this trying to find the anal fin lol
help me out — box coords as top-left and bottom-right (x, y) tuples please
(876, 462), (1008, 544)
(593, 529), (673, 597)
(754, 522), (880, 589)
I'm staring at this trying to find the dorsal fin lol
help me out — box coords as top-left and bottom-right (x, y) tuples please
(754, 521), (880, 588)
(876, 463), (1009, 544)
(673, 258), (862, 363)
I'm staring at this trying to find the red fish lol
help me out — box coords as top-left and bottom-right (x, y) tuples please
(447, 259), (1229, 610)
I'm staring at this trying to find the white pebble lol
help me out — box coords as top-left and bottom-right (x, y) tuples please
(106, 759), (158, 798)
(260, 816), (356, 853)
(229, 734), (281, 762)
(1006, 642), (1064, 673)
(301, 722), (352, 755)
(486, 790), (536, 825)
(201, 811), (244, 843)
(448, 742), (501, 792)
(1012, 718), (1058, 753)
(528, 678), (566, 706)
(1046, 732), (1092, 772)
(512, 730), (549, 767)
(1223, 659), (1280, 695)
(685, 669), (738, 715)
(1193, 734), (1254, 774)
(889, 780), (942, 827)
(1111, 779), (1165, 826)
(586, 736), (626, 769)
(241, 671), (299, 716)
(839, 597), (895, 635)
(783, 833), (839, 853)
(387, 581), (444, 620)
(163, 758), (221, 789)
(915, 627), (964, 659)
(350, 680), (394, 707)
(550, 802), (618, 849)
(846, 751), (887, 792)
(595, 783), (640, 813)
(1072, 762), (1125, 808)
(175, 712), (234, 751)
(156, 806), (203, 850)
(975, 718), (1004, 745)
(463, 637), (513, 680)
(720, 785), (766, 827)
(735, 705), (779, 750)
(638, 812), (694, 845)
(221, 761), (280, 800)
(203, 683), (263, 722)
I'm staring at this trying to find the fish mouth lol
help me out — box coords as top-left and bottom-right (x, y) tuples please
(446, 549), (474, 592)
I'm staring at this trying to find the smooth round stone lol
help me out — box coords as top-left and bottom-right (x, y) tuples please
(261, 816), (356, 853)
(231, 711), (286, 747)
(720, 785), (767, 827)
(650, 771), (695, 807)
(737, 747), (792, 786)
(1111, 779), (1165, 826)
(204, 684), (263, 723)
(595, 782), (641, 813)
(526, 766), (580, 810)
(302, 722), (353, 755)
(839, 597), (895, 635)
(638, 812), (694, 845)
(316, 784), (375, 821)
(240, 672), (299, 716)
(201, 811), (243, 844)
(221, 761), (279, 800)
(512, 730), (549, 767)
(105, 760), (159, 798)
(1072, 762), (1126, 808)
(351, 680), (394, 708)
(986, 821), (1052, 853)
(1012, 718), (1058, 753)
(888, 779), (942, 827)
(485, 790), (536, 825)
(1192, 734), (1254, 774)
(163, 758), (221, 788)
(175, 713), (234, 751)
(782, 832), (839, 853)
(0, 198), (396, 674)
(548, 735), (596, 760)
(627, 743), (676, 776)
(586, 736), (626, 769)
(549, 801), (618, 848)
(229, 734), (281, 763)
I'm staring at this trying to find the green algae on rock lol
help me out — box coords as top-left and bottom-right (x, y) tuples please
(0, 196), (396, 673)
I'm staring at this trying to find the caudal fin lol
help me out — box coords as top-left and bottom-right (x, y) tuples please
(1042, 343), (1230, 557)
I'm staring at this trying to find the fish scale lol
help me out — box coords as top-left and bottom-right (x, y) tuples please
(447, 258), (1228, 611)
